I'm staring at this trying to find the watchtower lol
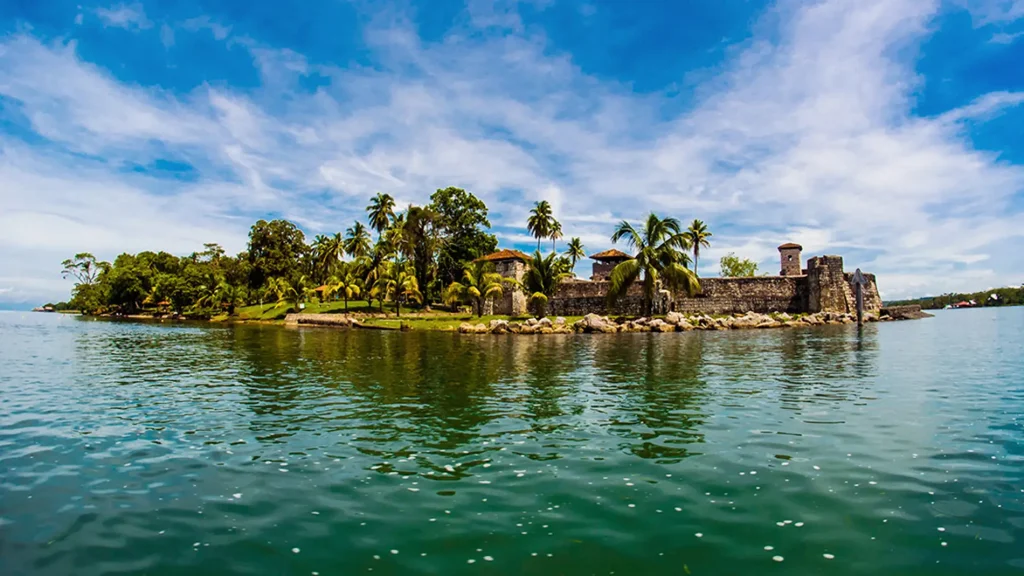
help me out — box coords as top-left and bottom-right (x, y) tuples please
(778, 243), (803, 276)
(589, 249), (633, 281)
(475, 249), (530, 315)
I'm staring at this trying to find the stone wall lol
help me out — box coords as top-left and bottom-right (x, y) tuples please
(498, 254), (881, 318)
(669, 276), (807, 315)
(547, 280), (669, 316)
(487, 260), (527, 315)
(590, 261), (617, 281)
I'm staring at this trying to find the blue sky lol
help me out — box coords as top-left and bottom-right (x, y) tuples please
(1, 0), (1023, 307)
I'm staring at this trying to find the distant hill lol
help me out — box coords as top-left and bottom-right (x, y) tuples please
(885, 285), (1024, 310)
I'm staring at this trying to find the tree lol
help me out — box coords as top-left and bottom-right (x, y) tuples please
(61, 253), (107, 285)
(325, 265), (362, 312)
(684, 219), (712, 277)
(549, 220), (563, 253)
(247, 219), (307, 291)
(344, 221), (372, 260)
(270, 276), (315, 313)
(527, 201), (553, 252)
(373, 260), (422, 317)
(719, 253), (759, 277)
(312, 233), (344, 284)
(428, 187), (498, 287)
(444, 261), (505, 317)
(565, 237), (585, 272)
(215, 282), (246, 315)
(515, 251), (572, 318)
(367, 193), (396, 238)
(401, 205), (439, 304)
(608, 214), (700, 316)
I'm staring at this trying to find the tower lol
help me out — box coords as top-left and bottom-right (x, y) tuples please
(778, 243), (803, 276)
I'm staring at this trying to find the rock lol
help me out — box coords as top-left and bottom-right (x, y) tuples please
(525, 318), (538, 327)
(459, 322), (473, 333)
(489, 319), (509, 334)
(864, 313), (878, 322)
(777, 312), (791, 321)
(539, 326), (554, 334)
(654, 321), (676, 333)
(579, 313), (609, 333)
(635, 317), (650, 326)
(537, 317), (553, 328)
(665, 311), (684, 325)
(554, 317), (566, 326)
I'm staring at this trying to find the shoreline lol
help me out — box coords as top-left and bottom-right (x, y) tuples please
(73, 305), (930, 334)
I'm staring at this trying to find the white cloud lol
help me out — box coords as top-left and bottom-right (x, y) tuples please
(990, 30), (1023, 43)
(1, 0), (1024, 305)
(95, 3), (151, 30)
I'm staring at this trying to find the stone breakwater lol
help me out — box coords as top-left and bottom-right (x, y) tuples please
(458, 309), (907, 335)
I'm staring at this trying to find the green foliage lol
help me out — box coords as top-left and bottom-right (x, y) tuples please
(527, 200), (560, 253)
(367, 193), (396, 237)
(565, 237), (585, 271)
(247, 219), (307, 290)
(608, 213), (700, 316)
(514, 251), (572, 318)
(719, 253), (759, 277)
(684, 219), (712, 277)
(372, 260), (422, 316)
(444, 261), (505, 317)
(344, 221), (372, 261)
(428, 187), (498, 288)
(886, 285), (1024, 309)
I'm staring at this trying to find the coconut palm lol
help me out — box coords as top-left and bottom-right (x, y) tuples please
(608, 213), (700, 316)
(367, 193), (396, 238)
(565, 237), (585, 272)
(444, 261), (505, 317)
(527, 201), (553, 252)
(271, 276), (315, 313)
(549, 219), (563, 253)
(683, 219), (712, 277)
(372, 260), (421, 317)
(514, 251), (572, 318)
(215, 281), (246, 315)
(324, 265), (362, 312)
(344, 221), (372, 260)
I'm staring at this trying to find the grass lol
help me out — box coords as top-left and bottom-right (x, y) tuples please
(235, 300), (398, 321)
(360, 314), (587, 331)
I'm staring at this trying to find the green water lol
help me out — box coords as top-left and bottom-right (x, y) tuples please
(1, 310), (1022, 575)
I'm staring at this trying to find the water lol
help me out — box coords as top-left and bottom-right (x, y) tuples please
(1, 309), (1022, 575)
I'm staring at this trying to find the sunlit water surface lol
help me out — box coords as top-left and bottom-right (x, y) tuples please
(1, 309), (1022, 575)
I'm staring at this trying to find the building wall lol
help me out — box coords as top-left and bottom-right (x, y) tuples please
(780, 248), (802, 276)
(488, 260), (527, 316)
(670, 276), (808, 315)
(547, 280), (669, 316)
(590, 261), (618, 281)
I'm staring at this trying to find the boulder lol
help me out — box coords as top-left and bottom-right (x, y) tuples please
(579, 313), (610, 333)
(665, 311), (684, 325)
(537, 317), (553, 328)
(554, 317), (566, 326)
(777, 312), (792, 321)
(654, 321), (676, 333)
(489, 319), (509, 334)
(459, 322), (474, 334)
(525, 317), (539, 327)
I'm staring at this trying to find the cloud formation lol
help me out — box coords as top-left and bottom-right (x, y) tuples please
(1, 0), (1022, 305)
(94, 3), (152, 30)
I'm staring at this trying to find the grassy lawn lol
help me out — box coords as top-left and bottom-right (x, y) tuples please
(360, 314), (586, 331)
(235, 300), (397, 321)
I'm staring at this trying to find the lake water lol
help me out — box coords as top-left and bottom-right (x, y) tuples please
(1, 309), (1022, 575)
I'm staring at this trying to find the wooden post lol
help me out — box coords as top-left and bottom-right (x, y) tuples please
(851, 269), (867, 326)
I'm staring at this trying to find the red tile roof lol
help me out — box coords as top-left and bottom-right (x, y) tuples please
(589, 248), (633, 261)
(475, 249), (531, 262)
(778, 242), (803, 250)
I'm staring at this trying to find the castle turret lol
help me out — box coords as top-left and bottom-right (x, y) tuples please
(778, 243), (802, 276)
(589, 249), (633, 281)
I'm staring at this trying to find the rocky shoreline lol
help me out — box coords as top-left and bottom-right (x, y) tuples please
(458, 308), (923, 335)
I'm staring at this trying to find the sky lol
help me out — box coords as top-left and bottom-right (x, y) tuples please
(1, 0), (1023, 308)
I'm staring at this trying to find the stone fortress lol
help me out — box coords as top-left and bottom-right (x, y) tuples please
(478, 243), (882, 317)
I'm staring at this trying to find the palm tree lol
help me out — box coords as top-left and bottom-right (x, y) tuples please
(344, 221), (372, 260)
(367, 193), (396, 238)
(608, 213), (700, 316)
(549, 219), (563, 253)
(324, 265), (363, 312)
(514, 251), (572, 318)
(271, 276), (315, 313)
(373, 261), (422, 317)
(311, 234), (342, 284)
(215, 281), (245, 315)
(683, 219), (712, 277)
(527, 201), (553, 252)
(565, 237), (585, 272)
(444, 261), (505, 317)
